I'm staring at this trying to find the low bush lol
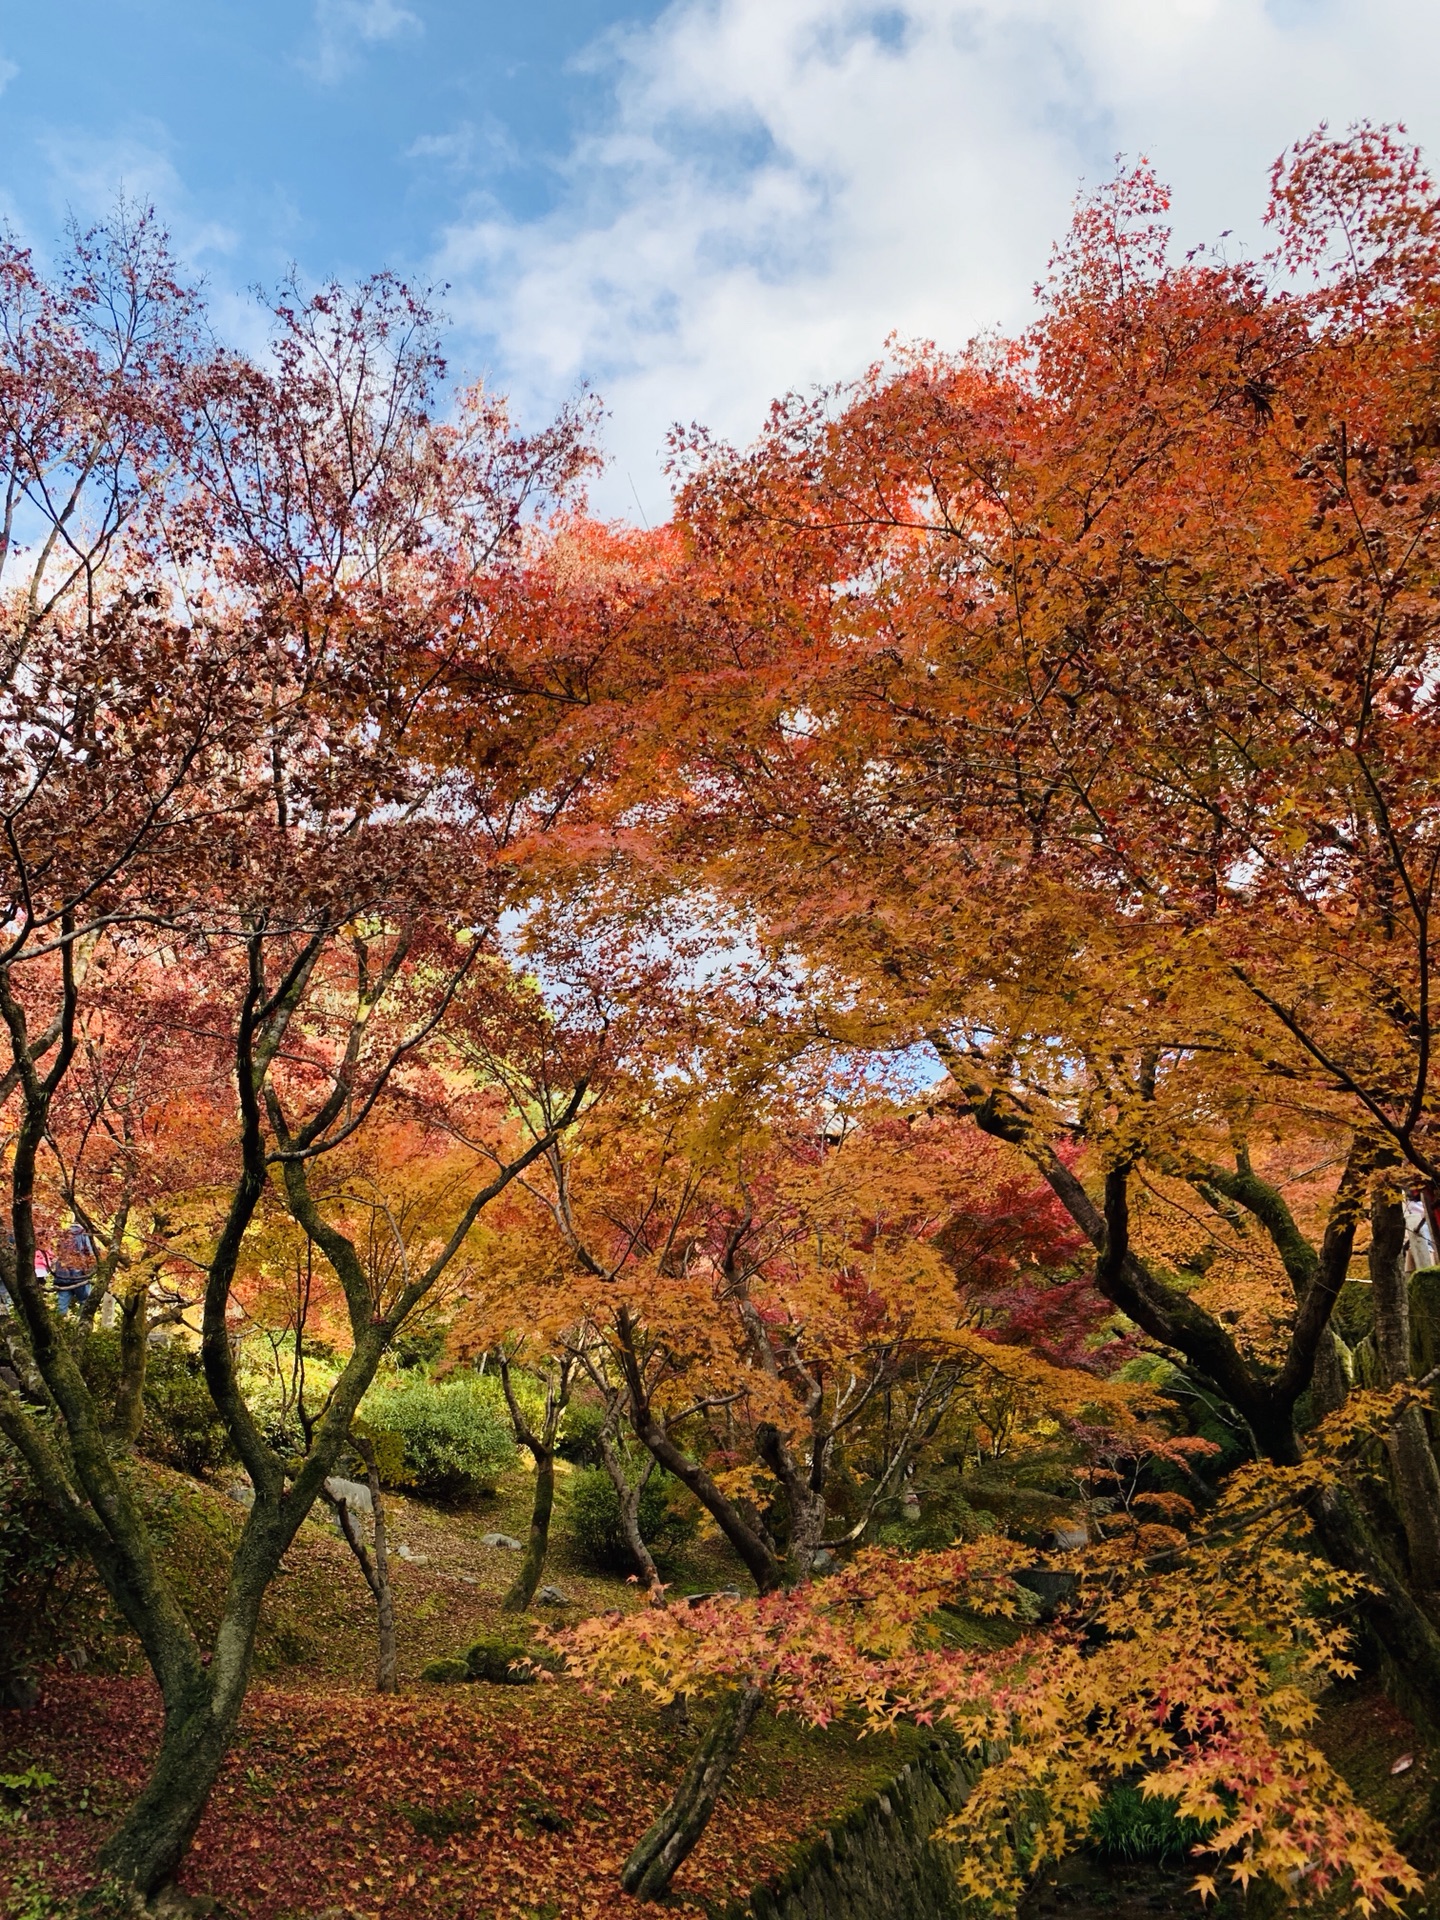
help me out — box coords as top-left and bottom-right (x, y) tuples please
(72, 1328), (232, 1476)
(1088, 1781), (1214, 1864)
(420, 1633), (562, 1686)
(0, 1437), (101, 1690)
(564, 1465), (696, 1574)
(361, 1371), (516, 1498)
(555, 1397), (607, 1465)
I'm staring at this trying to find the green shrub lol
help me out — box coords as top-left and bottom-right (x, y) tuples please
(555, 1397), (607, 1464)
(361, 1371), (516, 1498)
(419, 1656), (471, 1684)
(422, 1634), (562, 1685)
(565, 1464), (696, 1573)
(73, 1328), (231, 1475)
(0, 1437), (99, 1687)
(1089, 1782), (1213, 1864)
(462, 1635), (537, 1684)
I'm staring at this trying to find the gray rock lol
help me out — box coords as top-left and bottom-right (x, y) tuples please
(481, 1531), (523, 1551)
(225, 1481), (254, 1509)
(148, 1890), (232, 1919)
(395, 1543), (429, 1564)
(1049, 1524), (1088, 1551)
(809, 1547), (839, 1574)
(536, 1583), (572, 1605)
(323, 1474), (373, 1514)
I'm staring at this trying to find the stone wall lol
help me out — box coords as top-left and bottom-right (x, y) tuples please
(727, 1739), (982, 1920)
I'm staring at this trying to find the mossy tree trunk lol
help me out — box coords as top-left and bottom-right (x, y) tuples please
(499, 1352), (572, 1613)
(620, 1682), (766, 1898)
(111, 1284), (149, 1448)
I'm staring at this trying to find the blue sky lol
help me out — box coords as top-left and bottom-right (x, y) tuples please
(0, 2), (665, 282)
(5, 1), (1440, 515)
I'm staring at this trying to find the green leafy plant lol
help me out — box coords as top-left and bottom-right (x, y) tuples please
(75, 1328), (232, 1475)
(0, 1766), (58, 1801)
(361, 1372), (516, 1498)
(1088, 1781), (1215, 1865)
(564, 1465), (696, 1573)
(0, 1439), (101, 1689)
(555, 1397), (607, 1465)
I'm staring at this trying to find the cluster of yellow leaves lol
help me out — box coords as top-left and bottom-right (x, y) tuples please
(559, 1410), (1422, 1918)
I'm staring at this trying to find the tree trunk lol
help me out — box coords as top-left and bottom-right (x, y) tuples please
(98, 1685), (244, 1895)
(1371, 1191), (1440, 1599)
(111, 1287), (148, 1448)
(620, 1683), (765, 1898)
(614, 1310), (781, 1593)
(363, 1442), (397, 1695)
(598, 1428), (665, 1601)
(327, 1439), (398, 1693)
(755, 1418), (827, 1585)
(95, 1558), (267, 1899)
(1310, 1480), (1440, 1727)
(503, 1443), (555, 1613)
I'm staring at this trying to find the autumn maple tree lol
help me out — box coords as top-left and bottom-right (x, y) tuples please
(0, 212), (615, 1899)
(6, 117), (1440, 1920)
(547, 125), (1440, 1699)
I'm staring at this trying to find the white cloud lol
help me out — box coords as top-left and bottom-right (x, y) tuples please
(0, 55), (18, 95)
(36, 126), (240, 265)
(431, 0), (1440, 516)
(305, 0), (422, 86)
(407, 116), (517, 177)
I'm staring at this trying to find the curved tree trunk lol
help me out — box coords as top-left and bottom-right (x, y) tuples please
(97, 1674), (247, 1894)
(327, 1437), (397, 1692)
(615, 1313), (781, 1593)
(598, 1427), (665, 1602)
(620, 1683), (766, 1898)
(502, 1443), (555, 1613)
(364, 1443), (397, 1694)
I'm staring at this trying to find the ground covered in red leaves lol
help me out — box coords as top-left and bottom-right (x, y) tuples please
(0, 1670), (904, 1920)
(0, 1465), (907, 1918)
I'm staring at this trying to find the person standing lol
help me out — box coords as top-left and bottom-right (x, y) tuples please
(53, 1220), (96, 1316)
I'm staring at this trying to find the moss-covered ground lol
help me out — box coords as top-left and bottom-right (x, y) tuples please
(0, 1460), (909, 1920)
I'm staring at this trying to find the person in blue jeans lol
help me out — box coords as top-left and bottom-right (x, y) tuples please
(53, 1221), (96, 1315)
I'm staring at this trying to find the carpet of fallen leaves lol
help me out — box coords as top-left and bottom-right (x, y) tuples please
(1, 1672), (900, 1918)
(0, 1466), (904, 1919)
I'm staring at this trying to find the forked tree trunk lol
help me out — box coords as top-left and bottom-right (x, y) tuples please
(99, 1675), (247, 1893)
(598, 1427), (665, 1601)
(620, 1683), (765, 1898)
(94, 1522), (280, 1895)
(499, 1355), (571, 1614)
(503, 1443), (555, 1613)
